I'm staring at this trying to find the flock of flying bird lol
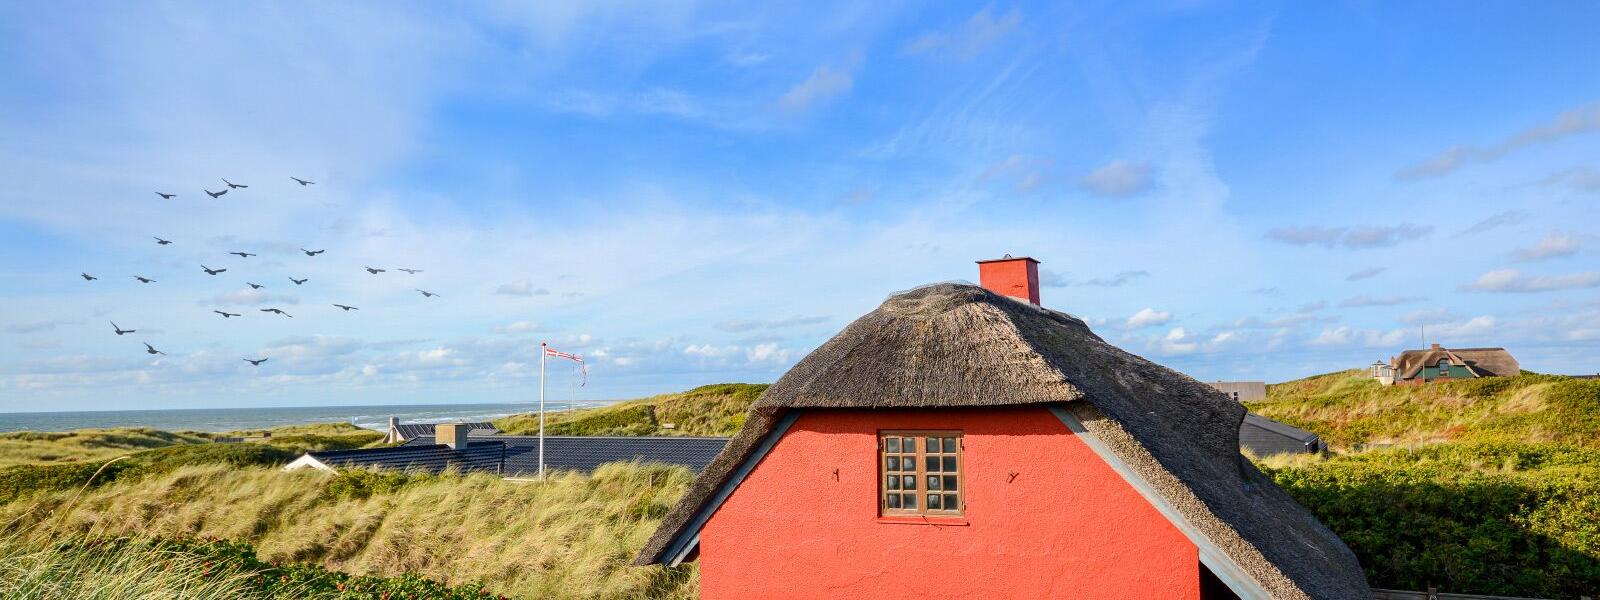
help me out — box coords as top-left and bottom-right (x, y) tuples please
(79, 177), (440, 368)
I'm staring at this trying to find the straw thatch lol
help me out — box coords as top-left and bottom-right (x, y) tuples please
(636, 283), (1369, 599)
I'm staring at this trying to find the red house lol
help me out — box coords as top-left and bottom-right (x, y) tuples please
(637, 257), (1369, 599)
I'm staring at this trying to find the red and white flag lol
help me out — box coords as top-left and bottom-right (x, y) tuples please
(543, 346), (587, 386)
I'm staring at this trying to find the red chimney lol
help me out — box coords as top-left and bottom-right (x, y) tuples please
(976, 255), (1041, 305)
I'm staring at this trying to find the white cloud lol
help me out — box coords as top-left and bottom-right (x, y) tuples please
(1079, 160), (1153, 198)
(1308, 326), (1408, 348)
(1462, 269), (1600, 293)
(1126, 308), (1172, 329)
(1344, 267), (1385, 281)
(1511, 231), (1580, 262)
(1160, 328), (1198, 355)
(902, 7), (1021, 61)
(493, 321), (542, 334)
(1455, 210), (1528, 237)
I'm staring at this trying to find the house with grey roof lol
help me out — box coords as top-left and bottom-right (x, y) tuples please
(286, 422), (728, 477)
(380, 416), (501, 444)
(1239, 413), (1323, 456)
(636, 256), (1369, 599)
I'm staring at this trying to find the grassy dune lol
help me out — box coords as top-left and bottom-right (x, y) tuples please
(494, 383), (767, 437)
(1248, 371), (1600, 448)
(0, 428), (214, 468)
(0, 462), (697, 599)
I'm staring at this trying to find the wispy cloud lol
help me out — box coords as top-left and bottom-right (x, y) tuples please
(1079, 160), (1153, 198)
(1038, 269), (1150, 288)
(1308, 326), (1408, 348)
(1344, 267), (1385, 281)
(1538, 166), (1600, 193)
(495, 279), (550, 297)
(1396, 101), (1600, 179)
(1462, 269), (1600, 293)
(3, 319), (76, 334)
(1455, 210), (1528, 237)
(780, 55), (860, 113)
(1264, 224), (1432, 249)
(203, 290), (299, 307)
(980, 154), (1053, 193)
(902, 6), (1021, 61)
(713, 316), (830, 333)
(1511, 231), (1581, 262)
(1339, 295), (1425, 308)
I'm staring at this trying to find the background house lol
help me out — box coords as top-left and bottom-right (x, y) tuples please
(1376, 344), (1520, 386)
(1207, 381), (1266, 402)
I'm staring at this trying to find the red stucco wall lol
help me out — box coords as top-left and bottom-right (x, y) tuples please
(698, 406), (1199, 599)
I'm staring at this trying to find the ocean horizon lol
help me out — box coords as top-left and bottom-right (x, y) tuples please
(0, 400), (611, 434)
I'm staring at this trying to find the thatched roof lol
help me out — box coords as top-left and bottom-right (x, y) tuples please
(636, 283), (1369, 599)
(1394, 346), (1519, 379)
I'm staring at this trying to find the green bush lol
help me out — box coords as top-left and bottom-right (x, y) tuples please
(325, 468), (429, 500)
(1263, 442), (1600, 597)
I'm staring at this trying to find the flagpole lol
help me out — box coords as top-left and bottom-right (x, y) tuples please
(539, 342), (547, 480)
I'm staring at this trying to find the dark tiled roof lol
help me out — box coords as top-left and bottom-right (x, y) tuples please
(1239, 413), (1321, 455)
(401, 435), (729, 476)
(393, 422), (500, 439)
(308, 441), (505, 475)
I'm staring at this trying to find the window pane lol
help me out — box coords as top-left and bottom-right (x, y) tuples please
(903, 475), (917, 489)
(925, 437), (939, 452)
(902, 494), (916, 509)
(902, 437), (916, 452)
(886, 494), (901, 509)
(942, 456), (957, 472)
(926, 456), (940, 472)
(927, 475), (941, 490)
(886, 456), (899, 471)
(944, 494), (958, 509)
(901, 457), (917, 471)
(943, 475), (957, 491)
(942, 438), (957, 452)
(887, 475), (900, 490)
(927, 494), (941, 510)
(885, 437), (900, 453)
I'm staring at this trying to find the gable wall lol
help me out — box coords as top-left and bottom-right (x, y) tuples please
(698, 405), (1199, 599)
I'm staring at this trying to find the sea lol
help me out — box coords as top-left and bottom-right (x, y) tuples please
(0, 401), (611, 434)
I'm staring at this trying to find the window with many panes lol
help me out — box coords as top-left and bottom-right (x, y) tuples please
(879, 431), (963, 516)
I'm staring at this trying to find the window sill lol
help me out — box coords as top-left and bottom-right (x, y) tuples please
(876, 515), (969, 526)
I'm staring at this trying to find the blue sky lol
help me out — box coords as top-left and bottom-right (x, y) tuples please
(2, 1), (1598, 412)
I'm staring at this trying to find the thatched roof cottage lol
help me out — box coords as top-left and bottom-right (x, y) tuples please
(637, 256), (1369, 599)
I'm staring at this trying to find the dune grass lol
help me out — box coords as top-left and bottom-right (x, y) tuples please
(494, 383), (767, 437)
(0, 461), (698, 599)
(1248, 371), (1600, 449)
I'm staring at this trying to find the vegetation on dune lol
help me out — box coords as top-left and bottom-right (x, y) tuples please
(1259, 442), (1600, 597)
(0, 428), (213, 468)
(494, 383), (767, 437)
(1249, 371), (1600, 448)
(0, 462), (698, 600)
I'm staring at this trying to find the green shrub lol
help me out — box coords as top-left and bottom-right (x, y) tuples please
(325, 468), (428, 500)
(1263, 442), (1600, 596)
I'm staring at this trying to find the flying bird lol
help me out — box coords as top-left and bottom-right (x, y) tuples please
(332, 304), (358, 311)
(205, 188), (227, 199)
(416, 289), (439, 298)
(288, 277), (308, 285)
(133, 276), (156, 284)
(222, 178), (248, 189)
(364, 267), (386, 274)
(291, 177), (315, 186)
(243, 358), (268, 366)
(260, 308), (292, 318)
(111, 321), (135, 335)
(229, 251), (256, 258)
(154, 237), (172, 245)
(143, 342), (165, 356)
(201, 265), (226, 275)
(155, 192), (176, 199)
(301, 248), (324, 256)
(397, 268), (423, 275)
(81, 273), (97, 281)
(213, 310), (240, 318)
(247, 282), (264, 289)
